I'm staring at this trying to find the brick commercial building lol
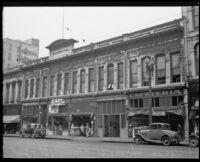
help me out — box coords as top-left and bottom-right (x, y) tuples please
(3, 13), (198, 140)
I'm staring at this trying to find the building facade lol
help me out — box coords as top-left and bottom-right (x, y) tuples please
(3, 18), (191, 139)
(3, 38), (39, 73)
(182, 6), (199, 135)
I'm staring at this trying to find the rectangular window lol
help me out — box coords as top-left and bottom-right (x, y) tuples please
(171, 52), (180, 83)
(172, 96), (183, 106)
(156, 55), (166, 84)
(89, 68), (95, 92)
(35, 78), (40, 98)
(72, 71), (78, 94)
(142, 58), (149, 86)
(50, 75), (55, 96)
(134, 99), (143, 108)
(80, 69), (86, 93)
(107, 64), (114, 90)
(152, 97), (160, 107)
(57, 73), (62, 96)
(11, 82), (16, 102)
(64, 73), (69, 95)
(118, 62), (123, 89)
(121, 114), (126, 128)
(25, 80), (29, 99)
(97, 115), (103, 128)
(17, 81), (22, 101)
(130, 60), (138, 87)
(42, 76), (47, 97)
(29, 79), (34, 98)
(99, 66), (104, 91)
(193, 6), (199, 28)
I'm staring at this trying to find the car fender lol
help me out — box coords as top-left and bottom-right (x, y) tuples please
(135, 133), (155, 142)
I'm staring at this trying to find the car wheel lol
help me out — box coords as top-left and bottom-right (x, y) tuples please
(189, 137), (199, 147)
(173, 137), (180, 145)
(134, 135), (143, 144)
(161, 136), (171, 146)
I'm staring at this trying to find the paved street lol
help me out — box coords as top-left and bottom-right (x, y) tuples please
(3, 137), (199, 158)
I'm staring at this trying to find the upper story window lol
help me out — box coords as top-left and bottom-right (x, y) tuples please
(195, 43), (199, 76)
(171, 52), (181, 83)
(107, 64), (114, 90)
(5, 83), (10, 103)
(98, 66), (104, 91)
(89, 68), (95, 92)
(35, 78), (40, 98)
(117, 62), (123, 89)
(72, 71), (78, 94)
(29, 78), (34, 98)
(172, 95), (183, 106)
(64, 73), (69, 95)
(156, 54), (166, 85)
(42, 76), (48, 97)
(193, 6), (199, 28)
(130, 60), (137, 87)
(50, 75), (55, 96)
(24, 80), (29, 99)
(80, 69), (86, 93)
(57, 73), (62, 96)
(142, 58), (149, 86)
(152, 97), (160, 107)
(130, 99), (143, 109)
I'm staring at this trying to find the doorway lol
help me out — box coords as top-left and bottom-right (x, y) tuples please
(104, 115), (120, 137)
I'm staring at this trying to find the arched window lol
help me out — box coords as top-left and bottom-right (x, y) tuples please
(195, 43), (199, 76)
(107, 64), (114, 90)
(155, 54), (166, 84)
(142, 57), (149, 86)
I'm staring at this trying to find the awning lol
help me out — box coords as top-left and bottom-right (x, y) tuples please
(3, 115), (20, 123)
(127, 110), (166, 118)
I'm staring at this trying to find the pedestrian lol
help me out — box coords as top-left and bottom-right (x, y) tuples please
(80, 124), (85, 136)
(177, 124), (183, 139)
(85, 123), (90, 137)
(70, 123), (75, 136)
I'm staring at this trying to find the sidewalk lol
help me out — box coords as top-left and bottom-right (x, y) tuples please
(3, 133), (189, 146)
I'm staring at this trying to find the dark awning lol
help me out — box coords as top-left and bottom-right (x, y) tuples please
(3, 115), (20, 123)
(127, 110), (166, 118)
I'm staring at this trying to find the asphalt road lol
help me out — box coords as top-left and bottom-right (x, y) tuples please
(3, 137), (199, 158)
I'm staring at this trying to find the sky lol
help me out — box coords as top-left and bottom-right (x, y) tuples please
(3, 7), (182, 58)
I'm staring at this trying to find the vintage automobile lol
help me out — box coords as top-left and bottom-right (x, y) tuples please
(134, 123), (181, 146)
(189, 131), (199, 147)
(20, 123), (46, 138)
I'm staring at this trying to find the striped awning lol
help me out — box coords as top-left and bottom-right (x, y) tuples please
(3, 115), (20, 123)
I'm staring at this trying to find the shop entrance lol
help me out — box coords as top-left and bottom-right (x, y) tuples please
(104, 115), (120, 137)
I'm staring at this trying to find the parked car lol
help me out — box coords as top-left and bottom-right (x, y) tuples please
(134, 123), (181, 146)
(20, 123), (46, 138)
(189, 131), (199, 147)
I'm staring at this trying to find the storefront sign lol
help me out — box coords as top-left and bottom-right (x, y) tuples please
(51, 99), (65, 105)
(49, 105), (59, 113)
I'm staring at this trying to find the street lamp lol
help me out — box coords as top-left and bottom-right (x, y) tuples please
(145, 56), (154, 124)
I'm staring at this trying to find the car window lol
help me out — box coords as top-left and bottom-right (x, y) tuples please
(150, 124), (157, 129)
(163, 124), (170, 130)
(157, 124), (162, 129)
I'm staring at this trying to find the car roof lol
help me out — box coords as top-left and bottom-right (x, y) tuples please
(150, 123), (170, 125)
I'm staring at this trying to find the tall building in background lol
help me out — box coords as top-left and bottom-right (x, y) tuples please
(3, 38), (39, 72)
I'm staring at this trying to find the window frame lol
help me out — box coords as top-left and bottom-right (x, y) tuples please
(170, 52), (181, 83)
(98, 66), (104, 91)
(117, 62), (124, 89)
(88, 68), (95, 92)
(80, 69), (86, 93)
(155, 54), (166, 85)
(107, 64), (114, 90)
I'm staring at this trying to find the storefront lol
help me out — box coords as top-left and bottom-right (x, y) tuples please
(3, 115), (20, 134)
(46, 99), (69, 136)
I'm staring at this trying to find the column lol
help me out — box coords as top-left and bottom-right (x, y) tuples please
(3, 82), (6, 104)
(113, 62), (118, 90)
(61, 72), (64, 96)
(103, 63), (108, 91)
(15, 81), (19, 102)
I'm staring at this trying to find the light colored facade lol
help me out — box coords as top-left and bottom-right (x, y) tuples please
(182, 6), (199, 135)
(3, 38), (39, 72)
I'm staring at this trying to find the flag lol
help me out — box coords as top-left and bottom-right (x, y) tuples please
(65, 27), (71, 32)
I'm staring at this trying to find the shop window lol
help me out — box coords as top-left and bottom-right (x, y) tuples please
(118, 62), (123, 89)
(121, 114), (126, 128)
(152, 97), (160, 107)
(50, 75), (55, 96)
(193, 6), (199, 28)
(130, 60), (137, 87)
(64, 73), (69, 95)
(72, 71), (78, 94)
(29, 79), (34, 98)
(35, 78), (40, 98)
(171, 52), (181, 83)
(89, 68), (95, 92)
(98, 66), (104, 91)
(24, 80), (29, 99)
(107, 64), (114, 90)
(59, 105), (67, 113)
(134, 99), (143, 108)
(142, 58), (149, 86)
(97, 115), (103, 128)
(42, 76), (48, 97)
(80, 69), (86, 93)
(195, 43), (199, 76)
(156, 54), (166, 84)
(172, 96), (183, 106)
(57, 73), (62, 96)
